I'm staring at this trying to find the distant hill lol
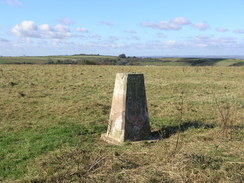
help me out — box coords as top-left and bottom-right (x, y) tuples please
(0, 55), (244, 66)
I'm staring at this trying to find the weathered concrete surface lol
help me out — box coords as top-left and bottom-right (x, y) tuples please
(101, 73), (151, 145)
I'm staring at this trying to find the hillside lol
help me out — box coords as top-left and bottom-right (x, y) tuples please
(1, 55), (244, 66)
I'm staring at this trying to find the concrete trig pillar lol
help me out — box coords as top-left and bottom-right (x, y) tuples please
(101, 73), (152, 145)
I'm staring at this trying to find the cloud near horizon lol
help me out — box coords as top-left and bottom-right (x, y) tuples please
(4, 18), (244, 56)
(193, 35), (236, 48)
(141, 17), (191, 31)
(11, 21), (72, 39)
(1, 34), (242, 57)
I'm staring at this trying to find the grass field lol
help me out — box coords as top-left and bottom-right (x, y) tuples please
(0, 65), (243, 182)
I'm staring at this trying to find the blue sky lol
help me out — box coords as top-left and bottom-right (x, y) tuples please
(1, 0), (244, 56)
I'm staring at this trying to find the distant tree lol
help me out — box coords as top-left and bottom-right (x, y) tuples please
(118, 53), (126, 58)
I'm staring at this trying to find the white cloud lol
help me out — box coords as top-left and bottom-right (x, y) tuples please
(11, 21), (39, 37)
(39, 24), (51, 31)
(141, 17), (191, 31)
(234, 29), (244, 34)
(76, 27), (88, 33)
(3, 0), (22, 6)
(192, 22), (210, 31)
(101, 21), (114, 27)
(58, 18), (74, 25)
(11, 21), (72, 39)
(215, 27), (228, 32)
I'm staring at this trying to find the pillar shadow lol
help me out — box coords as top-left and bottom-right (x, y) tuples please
(150, 121), (215, 140)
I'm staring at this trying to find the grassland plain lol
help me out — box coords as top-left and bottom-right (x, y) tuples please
(0, 65), (243, 182)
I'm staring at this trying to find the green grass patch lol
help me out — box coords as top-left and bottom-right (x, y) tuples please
(0, 122), (106, 179)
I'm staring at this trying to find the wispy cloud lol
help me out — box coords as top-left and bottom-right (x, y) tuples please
(192, 22), (210, 31)
(11, 21), (72, 39)
(215, 27), (228, 32)
(134, 35), (237, 51)
(3, 0), (23, 6)
(124, 30), (138, 34)
(234, 29), (244, 34)
(0, 37), (9, 42)
(88, 34), (102, 40)
(172, 17), (191, 25)
(163, 40), (187, 48)
(130, 36), (140, 40)
(76, 27), (88, 33)
(58, 18), (74, 25)
(157, 33), (167, 38)
(193, 35), (236, 47)
(109, 36), (119, 41)
(101, 21), (114, 27)
(141, 17), (191, 31)
(125, 35), (140, 40)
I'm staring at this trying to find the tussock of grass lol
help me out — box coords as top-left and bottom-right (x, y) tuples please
(0, 65), (243, 182)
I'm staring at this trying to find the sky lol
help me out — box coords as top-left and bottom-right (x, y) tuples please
(1, 0), (244, 56)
